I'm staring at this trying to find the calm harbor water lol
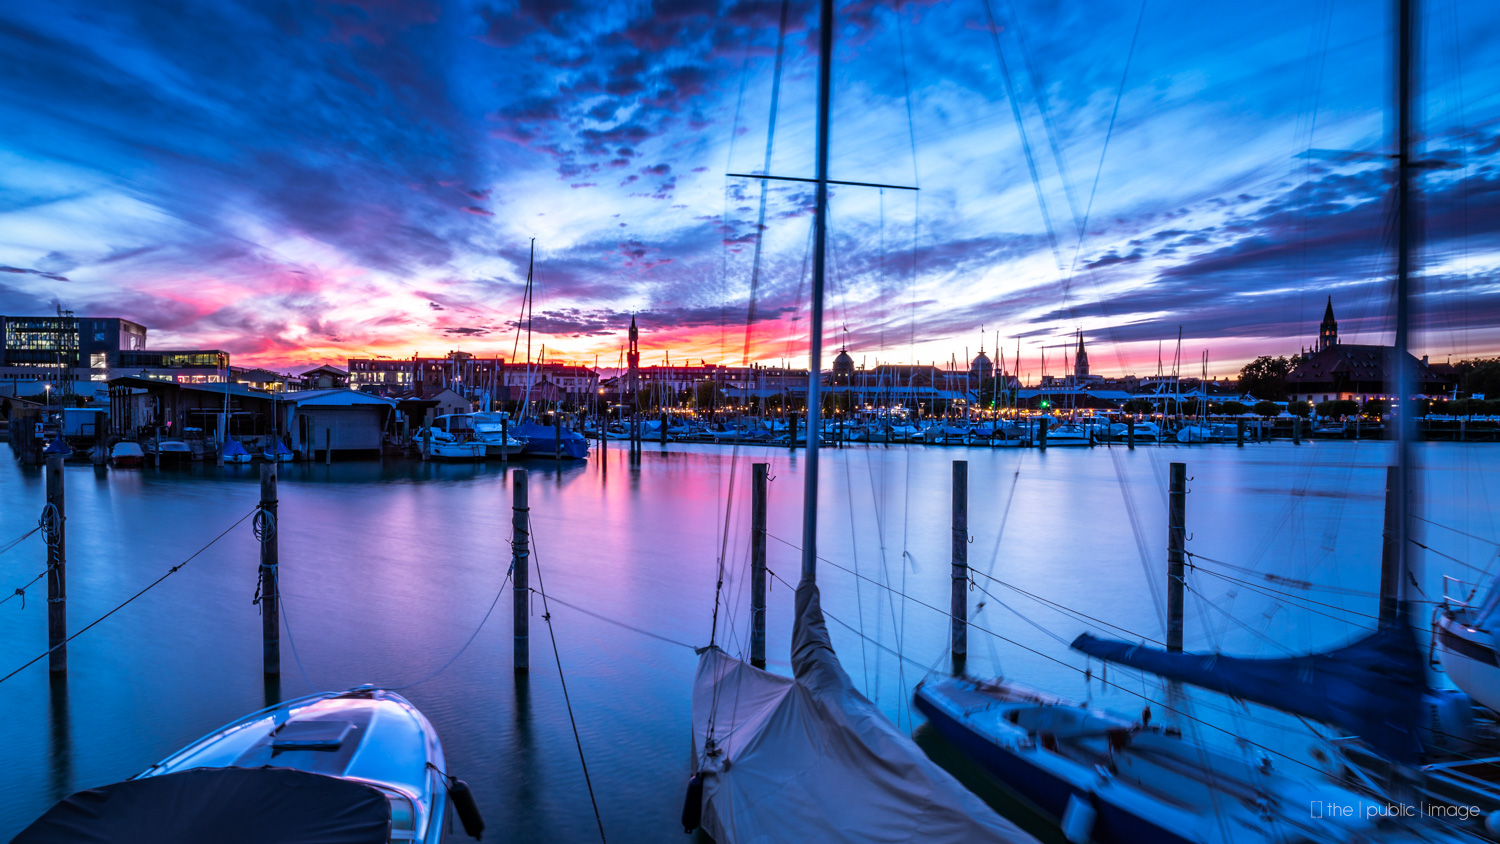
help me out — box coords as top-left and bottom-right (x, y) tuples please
(2, 440), (1497, 841)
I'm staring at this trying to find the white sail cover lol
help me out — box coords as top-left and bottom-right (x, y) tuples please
(690, 581), (1034, 843)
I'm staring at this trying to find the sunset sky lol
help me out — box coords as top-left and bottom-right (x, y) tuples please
(1, 0), (1497, 378)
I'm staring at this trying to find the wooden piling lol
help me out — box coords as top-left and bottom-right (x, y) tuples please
(422, 410), (433, 460)
(512, 469), (530, 672)
(1378, 465), (1401, 622)
(1236, 419), (1245, 447)
(660, 411), (668, 448)
(788, 412), (797, 452)
(1167, 462), (1186, 652)
(259, 463), (280, 676)
(1128, 418), (1135, 450)
(750, 463), (768, 669)
(1038, 417), (1049, 450)
(501, 417), (509, 464)
(45, 452), (67, 673)
(325, 429), (332, 465)
(555, 413), (563, 461)
(1292, 417), (1302, 445)
(951, 460), (968, 675)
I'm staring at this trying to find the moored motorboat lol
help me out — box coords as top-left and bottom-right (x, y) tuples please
(109, 441), (145, 468)
(430, 439), (487, 461)
(14, 686), (484, 843)
(471, 412), (527, 457)
(151, 439), (195, 465)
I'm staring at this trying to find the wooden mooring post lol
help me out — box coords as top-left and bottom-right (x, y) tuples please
(951, 460), (968, 675)
(259, 463), (280, 676)
(1167, 462), (1186, 652)
(45, 448), (67, 673)
(501, 417), (509, 464)
(1236, 419), (1245, 447)
(512, 469), (530, 672)
(1037, 417), (1049, 451)
(1292, 417), (1302, 445)
(325, 429), (332, 465)
(750, 463), (768, 669)
(555, 413), (563, 460)
(1379, 465), (1401, 622)
(1128, 418), (1135, 449)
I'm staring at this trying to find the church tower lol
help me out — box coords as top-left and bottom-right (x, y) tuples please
(1074, 330), (1089, 379)
(626, 315), (640, 405)
(1317, 296), (1338, 352)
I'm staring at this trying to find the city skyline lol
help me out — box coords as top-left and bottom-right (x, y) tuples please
(1, 0), (1497, 378)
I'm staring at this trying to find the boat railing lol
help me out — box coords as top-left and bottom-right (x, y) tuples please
(1444, 575), (1476, 609)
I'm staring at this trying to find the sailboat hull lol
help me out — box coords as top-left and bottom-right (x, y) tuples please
(1435, 615), (1500, 714)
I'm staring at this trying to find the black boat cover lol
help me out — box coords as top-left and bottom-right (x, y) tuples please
(11, 766), (391, 844)
(1072, 621), (1427, 764)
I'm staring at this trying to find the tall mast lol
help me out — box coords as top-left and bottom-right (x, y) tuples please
(799, 0), (833, 585)
(1393, 0), (1417, 618)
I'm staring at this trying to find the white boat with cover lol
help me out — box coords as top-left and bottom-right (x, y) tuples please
(13, 686), (484, 843)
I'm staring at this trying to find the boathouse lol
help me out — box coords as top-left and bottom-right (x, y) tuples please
(278, 389), (395, 459)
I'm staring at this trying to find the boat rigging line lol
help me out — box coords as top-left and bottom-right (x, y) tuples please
(0, 506), (260, 687)
(528, 516), (607, 844)
(533, 591), (697, 652)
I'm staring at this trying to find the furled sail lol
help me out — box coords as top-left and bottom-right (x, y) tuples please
(1071, 622), (1426, 763)
(690, 581), (1034, 843)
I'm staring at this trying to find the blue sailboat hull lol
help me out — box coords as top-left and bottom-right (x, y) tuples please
(512, 422), (589, 460)
(915, 689), (1196, 844)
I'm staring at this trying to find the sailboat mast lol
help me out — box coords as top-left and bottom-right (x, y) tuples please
(1393, 0), (1417, 616)
(799, 0), (833, 585)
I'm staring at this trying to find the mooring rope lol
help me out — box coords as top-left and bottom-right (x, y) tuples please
(528, 517), (607, 844)
(0, 506), (258, 686)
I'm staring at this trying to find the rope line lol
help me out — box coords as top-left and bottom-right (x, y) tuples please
(390, 570), (513, 691)
(759, 535), (1367, 783)
(276, 578), (318, 693)
(0, 569), (49, 609)
(0, 524), (44, 558)
(537, 592), (696, 651)
(528, 517), (607, 844)
(0, 506), (258, 686)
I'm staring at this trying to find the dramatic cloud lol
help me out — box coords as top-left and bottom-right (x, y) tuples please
(0, 0), (1496, 375)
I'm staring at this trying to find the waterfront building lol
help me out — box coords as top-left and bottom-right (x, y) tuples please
(0, 314), (147, 391)
(349, 352), (597, 404)
(233, 367), (298, 392)
(301, 364), (350, 390)
(113, 350), (230, 384)
(1285, 297), (1450, 403)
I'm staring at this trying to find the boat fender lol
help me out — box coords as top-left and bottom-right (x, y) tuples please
(449, 779), (485, 840)
(1061, 793), (1096, 844)
(681, 772), (704, 833)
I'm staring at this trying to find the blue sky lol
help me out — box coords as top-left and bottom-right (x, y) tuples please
(1, 0), (1497, 376)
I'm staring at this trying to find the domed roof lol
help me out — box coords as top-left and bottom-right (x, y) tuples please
(832, 347), (855, 372)
(970, 350), (993, 373)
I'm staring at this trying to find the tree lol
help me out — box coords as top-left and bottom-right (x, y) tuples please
(1460, 358), (1500, 398)
(1214, 400), (1249, 416)
(1287, 400), (1312, 418)
(694, 380), (719, 409)
(1238, 355), (1293, 402)
(1253, 400), (1279, 417)
(1123, 398), (1155, 414)
(1316, 399), (1359, 418)
(1362, 398), (1389, 417)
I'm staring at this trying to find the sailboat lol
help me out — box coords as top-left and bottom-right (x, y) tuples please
(918, 0), (1495, 839)
(684, 2), (1033, 841)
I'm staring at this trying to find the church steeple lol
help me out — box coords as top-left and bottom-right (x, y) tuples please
(1318, 296), (1338, 352)
(1074, 329), (1089, 379)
